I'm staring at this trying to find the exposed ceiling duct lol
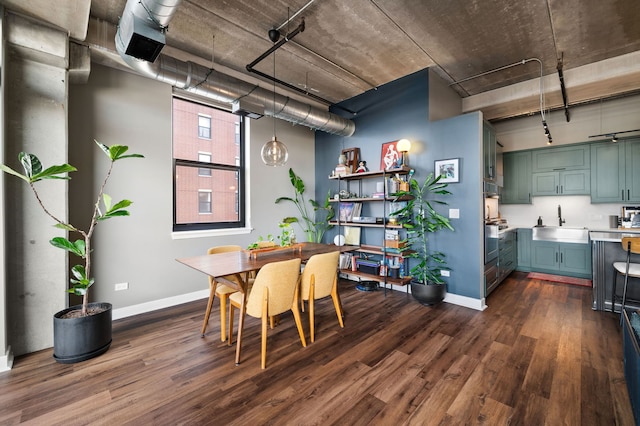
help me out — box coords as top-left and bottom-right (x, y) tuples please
(114, 0), (355, 136)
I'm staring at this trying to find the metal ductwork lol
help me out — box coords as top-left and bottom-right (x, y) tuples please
(115, 0), (355, 136)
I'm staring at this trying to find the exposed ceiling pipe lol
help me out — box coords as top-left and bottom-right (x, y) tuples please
(114, 0), (355, 137)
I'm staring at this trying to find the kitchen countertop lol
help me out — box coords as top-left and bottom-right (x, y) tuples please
(590, 230), (640, 242)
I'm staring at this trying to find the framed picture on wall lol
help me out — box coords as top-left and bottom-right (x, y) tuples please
(380, 140), (402, 171)
(434, 158), (460, 183)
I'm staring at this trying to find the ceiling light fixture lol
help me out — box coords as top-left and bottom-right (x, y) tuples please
(588, 128), (640, 143)
(260, 35), (288, 167)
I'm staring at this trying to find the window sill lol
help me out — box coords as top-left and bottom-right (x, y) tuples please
(171, 227), (253, 240)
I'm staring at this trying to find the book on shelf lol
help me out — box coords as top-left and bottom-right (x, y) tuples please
(385, 229), (399, 241)
(344, 226), (361, 245)
(338, 202), (362, 222)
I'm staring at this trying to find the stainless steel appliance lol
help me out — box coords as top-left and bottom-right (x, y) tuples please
(622, 206), (640, 228)
(484, 181), (503, 296)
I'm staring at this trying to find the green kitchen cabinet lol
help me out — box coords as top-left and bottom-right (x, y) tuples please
(517, 228), (532, 270)
(532, 169), (590, 196)
(591, 138), (640, 203)
(483, 122), (497, 182)
(502, 151), (532, 204)
(531, 144), (590, 172)
(530, 240), (591, 278)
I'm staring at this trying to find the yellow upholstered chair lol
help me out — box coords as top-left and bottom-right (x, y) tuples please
(201, 245), (246, 341)
(229, 258), (306, 369)
(300, 251), (343, 343)
(613, 236), (640, 314)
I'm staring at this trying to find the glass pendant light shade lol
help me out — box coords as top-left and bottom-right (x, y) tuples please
(261, 136), (288, 166)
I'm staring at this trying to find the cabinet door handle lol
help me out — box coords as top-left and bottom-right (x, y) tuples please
(623, 190), (625, 201)
(560, 252), (563, 263)
(556, 252), (558, 263)
(628, 189), (631, 200)
(561, 185), (563, 194)
(556, 185), (559, 194)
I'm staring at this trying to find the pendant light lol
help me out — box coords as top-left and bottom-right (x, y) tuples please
(261, 36), (288, 167)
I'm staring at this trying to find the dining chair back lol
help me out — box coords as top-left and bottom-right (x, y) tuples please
(229, 257), (306, 368)
(613, 236), (640, 315)
(300, 251), (343, 342)
(201, 245), (243, 341)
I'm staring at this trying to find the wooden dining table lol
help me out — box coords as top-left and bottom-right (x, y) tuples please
(176, 242), (358, 364)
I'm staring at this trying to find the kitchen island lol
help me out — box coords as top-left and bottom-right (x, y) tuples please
(590, 230), (640, 311)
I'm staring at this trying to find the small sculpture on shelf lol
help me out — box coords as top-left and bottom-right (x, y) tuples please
(355, 161), (368, 173)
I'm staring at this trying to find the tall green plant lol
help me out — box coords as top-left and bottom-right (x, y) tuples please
(275, 168), (334, 243)
(0, 140), (144, 315)
(391, 172), (454, 285)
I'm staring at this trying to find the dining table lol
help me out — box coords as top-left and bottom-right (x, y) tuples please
(176, 242), (358, 364)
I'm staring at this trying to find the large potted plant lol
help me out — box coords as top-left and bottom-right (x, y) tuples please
(276, 168), (334, 243)
(391, 172), (454, 305)
(0, 140), (143, 363)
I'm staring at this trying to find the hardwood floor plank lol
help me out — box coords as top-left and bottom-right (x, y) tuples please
(0, 274), (635, 425)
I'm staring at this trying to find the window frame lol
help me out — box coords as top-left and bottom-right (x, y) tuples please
(172, 97), (246, 232)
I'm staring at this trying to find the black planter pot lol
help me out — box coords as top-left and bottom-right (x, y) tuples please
(410, 281), (446, 305)
(53, 302), (112, 364)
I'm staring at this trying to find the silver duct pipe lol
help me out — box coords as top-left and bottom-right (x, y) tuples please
(115, 0), (355, 136)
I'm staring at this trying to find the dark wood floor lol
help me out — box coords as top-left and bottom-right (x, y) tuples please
(0, 272), (635, 425)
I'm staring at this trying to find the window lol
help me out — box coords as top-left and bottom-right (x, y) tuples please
(198, 190), (212, 214)
(198, 153), (212, 176)
(198, 115), (211, 139)
(173, 97), (245, 231)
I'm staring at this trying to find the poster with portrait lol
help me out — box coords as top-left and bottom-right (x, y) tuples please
(380, 140), (402, 171)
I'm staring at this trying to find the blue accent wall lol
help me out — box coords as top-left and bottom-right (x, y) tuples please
(315, 69), (484, 300)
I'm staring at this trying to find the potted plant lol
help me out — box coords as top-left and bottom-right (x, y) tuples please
(0, 140), (143, 363)
(391, 171), (454, 305)
(276, 168), (334, 243)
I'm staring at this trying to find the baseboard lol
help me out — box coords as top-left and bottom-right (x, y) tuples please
(0, 346), (14, 372)
(112, 289), (210, 320)
(444, 293), (487, 311)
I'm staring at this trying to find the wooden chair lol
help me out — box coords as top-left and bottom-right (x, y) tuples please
(613, 237), (640, 315)
(201, 245), (246, 341)
(300, 251), (343, 343)
(229, 258), (306, 368)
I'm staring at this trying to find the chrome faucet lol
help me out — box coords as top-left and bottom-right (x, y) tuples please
(558, 204), (566, 226)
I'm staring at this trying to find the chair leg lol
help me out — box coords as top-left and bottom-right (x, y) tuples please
(309, 279), (315, 343)
(201, 283), (217, 337)
(261, 287), (269, 369)
(331, 281), (344, 328)
(219, 295), (228, 342)
(234, 296), (247, 365)
(292, 285), (307, 348)
(228, 302), (235, 346)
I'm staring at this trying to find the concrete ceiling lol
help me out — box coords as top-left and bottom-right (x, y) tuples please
(5, 0), (640, 121)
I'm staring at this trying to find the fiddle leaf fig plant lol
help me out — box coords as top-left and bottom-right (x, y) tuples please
(0, 140), (144, 316)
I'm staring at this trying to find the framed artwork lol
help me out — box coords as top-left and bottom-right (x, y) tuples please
(380, 140), (402, 171)
(434, 158), (460, 183)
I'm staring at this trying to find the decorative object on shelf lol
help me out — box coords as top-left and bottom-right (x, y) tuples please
(380, 140), (402, 170)
(434, 158), (460, 183)
(275, 168), (334, 242)
(343, 226), (361, 245)
(261, 45), (288, 167)
(391, 172), (454, 305)
(0, 140), (144, 363)
(355, 161), (368, 173)
(341, 147), (360, 173)
(334, 153), (350, 176)
(396, 138), (412, 166)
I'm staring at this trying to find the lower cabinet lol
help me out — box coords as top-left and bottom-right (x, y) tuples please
(530, 240), (592, 278)
(517, 228), (532, 270)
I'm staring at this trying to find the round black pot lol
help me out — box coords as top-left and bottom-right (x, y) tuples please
(410, 281), (446, 305)
(53, 302), (112, 364)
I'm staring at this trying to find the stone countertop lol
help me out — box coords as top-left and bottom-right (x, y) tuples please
(590, 231), (640, 242)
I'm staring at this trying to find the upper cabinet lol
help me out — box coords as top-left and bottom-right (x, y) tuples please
(591, 138), (640, 203)
(483, 122), (497, 182)
(502, 151), (532, 204)
(531, 145), (590, 172)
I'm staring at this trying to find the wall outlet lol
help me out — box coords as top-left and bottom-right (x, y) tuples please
(114, 282), (129, 291)
(441, 270), (450, 277)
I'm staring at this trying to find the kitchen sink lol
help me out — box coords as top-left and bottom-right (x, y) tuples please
(532, 226), (589, 244)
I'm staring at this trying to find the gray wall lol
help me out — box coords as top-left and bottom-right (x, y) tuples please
(67, 64), (315, 315)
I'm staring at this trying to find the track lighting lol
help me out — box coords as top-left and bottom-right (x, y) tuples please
(542, 120), (552, 144)
(612, 135), (618, 143)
